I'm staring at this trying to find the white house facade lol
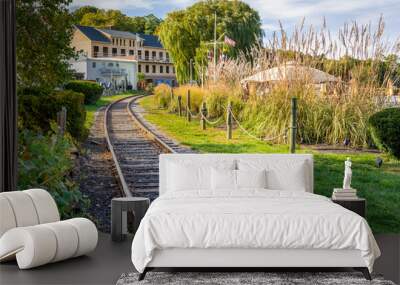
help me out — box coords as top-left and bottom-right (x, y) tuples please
(70, 56), (138, 90)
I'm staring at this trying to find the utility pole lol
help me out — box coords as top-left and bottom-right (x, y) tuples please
(213, 11), (217, 83)
(189, 58), (193, 84)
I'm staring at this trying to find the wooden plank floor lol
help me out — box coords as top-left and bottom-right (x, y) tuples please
(1, 234), (398, 285)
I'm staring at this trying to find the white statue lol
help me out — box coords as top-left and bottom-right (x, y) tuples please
(343, 157), (352, 190)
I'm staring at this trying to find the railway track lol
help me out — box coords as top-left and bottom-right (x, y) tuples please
(104, 94), (191, 200)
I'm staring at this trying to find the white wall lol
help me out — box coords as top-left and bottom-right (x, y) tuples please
(86, 59), (138, 90)
(69, 60), (88, 79)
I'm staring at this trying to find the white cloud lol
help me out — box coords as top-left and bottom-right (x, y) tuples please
(71, 0), (196, 11)
(70, 0), (399, 38)
(72, 0), (156, 10)
(247, 0), (398, 20)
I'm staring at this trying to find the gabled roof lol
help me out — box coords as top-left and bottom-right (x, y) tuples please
(139, 34), (163, 48)
(75, 25), (111, 43)
(241, 62), (339, 84)
(99, 29), (137, 40)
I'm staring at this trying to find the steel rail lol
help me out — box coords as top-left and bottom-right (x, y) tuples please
(103, 95), (136, 197)
(126, 95), (176, 154)
(103, 94), (175, 198)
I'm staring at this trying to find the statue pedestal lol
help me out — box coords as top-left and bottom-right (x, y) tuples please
(332, 188), (358, 200)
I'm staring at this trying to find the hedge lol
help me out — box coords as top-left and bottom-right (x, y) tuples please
(64, 80), (103, 104)
(368, 107), (400, 159)
(19, 89), (88, 141)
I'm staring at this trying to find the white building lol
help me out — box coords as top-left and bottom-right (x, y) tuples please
(70, 55), (138, 90)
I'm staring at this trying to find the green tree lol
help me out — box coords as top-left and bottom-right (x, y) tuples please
(158, 0), (263, 83)
(72, 6), (162, 35)
(17, 0), (76, 90)
(144, 14), (162, 34)
(72, 5), (99, 22)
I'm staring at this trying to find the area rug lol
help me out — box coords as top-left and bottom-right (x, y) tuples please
(116, 272), (395, 285)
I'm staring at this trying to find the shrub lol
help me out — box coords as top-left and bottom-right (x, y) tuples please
(169, 85), (205, 114)
(64, 80), (103, 104)
(368, 108), (400, 158)
(154, 83), (172, 108)
(145, 83), (155, 93)
(19, 89), (88, 141)
(18, 126), (89, 218)
(205, 84), (244, 119)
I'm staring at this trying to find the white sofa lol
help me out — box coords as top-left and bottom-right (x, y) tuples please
(0, 189), (98, 269)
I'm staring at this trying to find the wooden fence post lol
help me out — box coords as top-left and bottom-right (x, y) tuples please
(186, 89), (191, 122)
(201, 102), (207, 130)
(178, 95), (182, 116)
(57, 106), (67, 136)
(226, 101), (232, 139)
(290, 97), (297, 153)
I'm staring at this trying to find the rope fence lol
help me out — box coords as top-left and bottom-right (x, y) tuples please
(177, 90), (298, 152)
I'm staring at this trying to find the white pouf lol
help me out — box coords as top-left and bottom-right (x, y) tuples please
(0, 189), (98, 269)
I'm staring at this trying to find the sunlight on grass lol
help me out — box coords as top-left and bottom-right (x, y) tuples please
(139, 95), (400, 233)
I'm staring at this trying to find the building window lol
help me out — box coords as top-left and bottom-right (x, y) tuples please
(152, 65), (156, 73)
(145, 65), (149, 73)
(138, 64), (141, 72)
(129, 40), (131, 47)
(123, 39), (126, 46)
(92, 62), (96, 68)
(138, 50), (142, 59)
(152, 51), (156, 59)
(119, 39), (122, 45)
(166, 66), (169, 73)
(145, 50), (149, 59)
(112, 48), (117, 56)
(129, 50), (134, 55)
(112, 38), (115, 45)
(103, 47), (109, 57)
(132, 40), (135, 47)
(93, 46), (99, 57)
(121, 49), (126, 56)
(160, 66), (163, 73)
(159, 51), (163, 59)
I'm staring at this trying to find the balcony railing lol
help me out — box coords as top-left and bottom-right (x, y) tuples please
(92, 52), (136, 60)
(137, 56), (172, 63)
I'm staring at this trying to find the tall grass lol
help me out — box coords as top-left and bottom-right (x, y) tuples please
(154, 17), (399, 147)
(204, 17), (399, 146)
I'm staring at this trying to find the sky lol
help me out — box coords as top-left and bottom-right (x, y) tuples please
(71, 0), (400, 41)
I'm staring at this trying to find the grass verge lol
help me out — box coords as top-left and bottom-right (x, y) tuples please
(84, 91), (140, 129)
(139, 95), (400, 234)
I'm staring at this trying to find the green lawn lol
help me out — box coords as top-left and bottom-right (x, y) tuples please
(84, 91), (141, 129)
(139, 95), (400, 234)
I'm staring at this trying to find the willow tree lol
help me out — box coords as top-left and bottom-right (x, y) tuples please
(158, 0), (263, 83)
